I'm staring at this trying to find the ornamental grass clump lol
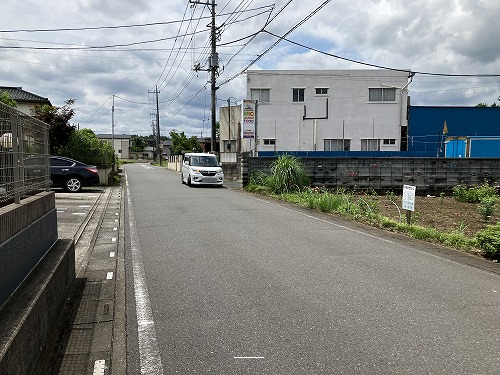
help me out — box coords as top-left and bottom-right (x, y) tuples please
(270, 155), (309, 194)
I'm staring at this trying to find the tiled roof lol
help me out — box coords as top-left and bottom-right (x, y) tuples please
(0, 86), (51, 105)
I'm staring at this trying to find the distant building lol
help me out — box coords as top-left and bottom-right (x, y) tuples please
(246, 69), (411, 153)
(0, 86), (51, 115)
(97, 134), (131, 159)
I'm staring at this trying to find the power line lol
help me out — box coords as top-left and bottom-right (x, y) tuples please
(262, 30), (500, 78)
(0, 6), (275, 33)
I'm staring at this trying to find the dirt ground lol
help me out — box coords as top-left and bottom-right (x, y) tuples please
(370, 195), (500, 238)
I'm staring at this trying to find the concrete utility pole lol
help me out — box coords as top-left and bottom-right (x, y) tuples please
(111, 95), (115, 157)
(149, 86), (162, 164)
(155, 85), (161, 165)
(190, 0), (218, 153)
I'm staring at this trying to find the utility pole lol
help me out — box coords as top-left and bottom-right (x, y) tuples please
(111, 95), (115, 157)
(210, 0), (218, 153)
(149, 86), (162, 165)
(190, 0), (218, 153)
(155, 85), (161, 165)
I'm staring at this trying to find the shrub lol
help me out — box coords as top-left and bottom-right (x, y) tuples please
(453, 183), (497, 203)
(270, 155), (309, 194)
(476, 222), (500, 259)
(478, 196), (498, 220)
(249, 171), (271, 187)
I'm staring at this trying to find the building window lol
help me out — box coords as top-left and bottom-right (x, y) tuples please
(293, 88), (305, 102)
(315, 88), (328, 95)
(324, 139), (350, 151)
(383, 139), (396, 145)
(250, 88), (270, 103)
(369, 88), (396, 102)
(263, 139), (276, 146)
(361, 139), (381, 151)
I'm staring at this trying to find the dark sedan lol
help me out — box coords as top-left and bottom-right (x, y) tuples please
(50, 156), (100, 192)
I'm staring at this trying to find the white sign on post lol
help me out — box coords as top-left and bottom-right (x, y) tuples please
(402, 185), (416, 211)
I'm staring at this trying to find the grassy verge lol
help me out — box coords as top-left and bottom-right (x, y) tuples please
(245, 184), (480, 254)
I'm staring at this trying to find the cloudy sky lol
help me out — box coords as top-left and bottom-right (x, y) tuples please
(1, 0), (499, 137)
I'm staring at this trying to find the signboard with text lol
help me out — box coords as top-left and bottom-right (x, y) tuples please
(242, 99), (255, 139)
(402, 185), (416, 211)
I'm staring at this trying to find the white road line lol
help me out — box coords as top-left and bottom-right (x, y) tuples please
(79, 205), (91, 208)
(234, 356), (265, 359)
(126, 174), (164, 375)
(106, 272), (114, 280)
(113, 227), (118, 231)
(110, 251), (115, 258)
(72, 212), (86, 216)
(112, 237), (117, 243)
(93, 359), (106, 375)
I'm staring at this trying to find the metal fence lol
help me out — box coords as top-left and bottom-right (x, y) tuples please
(0, 102), (51, 205)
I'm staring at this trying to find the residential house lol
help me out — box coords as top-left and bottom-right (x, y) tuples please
(245, 69), (411, 153)
(0, 86), (51, 115)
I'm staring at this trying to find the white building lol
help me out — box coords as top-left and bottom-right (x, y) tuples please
(245, 69), (411, 153)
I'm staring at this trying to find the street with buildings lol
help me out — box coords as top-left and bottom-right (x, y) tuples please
(49, 164), (500, 374)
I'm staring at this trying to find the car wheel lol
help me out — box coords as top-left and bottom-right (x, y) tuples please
(187, 175), (192, 186)
(65, 177), (82, 192)
(181, 173), (185, 184)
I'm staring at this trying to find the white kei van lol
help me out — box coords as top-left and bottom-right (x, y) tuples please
(181, 153), (224, 186)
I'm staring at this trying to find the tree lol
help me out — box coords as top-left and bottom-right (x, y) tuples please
(31, 99), (76, 155)
(131, 135), (147, 152)
(170, 130), (202, 154)
(0, 91), (17, 107)
(476, 102), (499, 108)
(62, 128), (114, 165)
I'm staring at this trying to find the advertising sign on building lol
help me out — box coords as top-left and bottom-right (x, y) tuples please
(242, 99), (255, 139)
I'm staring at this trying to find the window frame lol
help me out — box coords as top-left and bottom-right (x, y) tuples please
(250, 88), (270, 103)
(368, 88), (396, 102)
(292, 88), (305, 103)
(324, 139), (350, 152)
(315, 87), (328, 96)
(361, 139), (381, 151)
(263, 138), (276, 146)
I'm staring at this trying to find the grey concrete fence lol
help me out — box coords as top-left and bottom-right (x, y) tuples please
(246, 156), (500, 194)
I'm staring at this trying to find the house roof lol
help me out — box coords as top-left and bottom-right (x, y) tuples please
(0, 86), (51, 105)
(97, 134), (132, 139)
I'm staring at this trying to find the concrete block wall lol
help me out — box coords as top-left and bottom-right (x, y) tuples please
(0, 239), (75, 375)
(0, 192), (58, 307)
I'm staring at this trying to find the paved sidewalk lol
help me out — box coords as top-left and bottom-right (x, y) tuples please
(39, 185), (126, 374)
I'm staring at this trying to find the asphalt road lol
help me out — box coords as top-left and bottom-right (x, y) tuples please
(124, 163), (500, 374)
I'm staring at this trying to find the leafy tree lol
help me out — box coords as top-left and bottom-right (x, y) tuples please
(0, 91), (17, 107)
(31, 99), (76, 154)
(476, 102), (499, 107)
(170, 130), (202, 154)
(131, 135), (147, 152)
(62, 128), (114, 165)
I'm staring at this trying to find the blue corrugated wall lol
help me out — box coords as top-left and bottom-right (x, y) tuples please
(408, 106), (500, 156)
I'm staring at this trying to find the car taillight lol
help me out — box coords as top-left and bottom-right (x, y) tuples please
(85, 167), (98, 174)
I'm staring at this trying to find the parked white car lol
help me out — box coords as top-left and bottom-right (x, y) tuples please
(181, 153), (224, 187)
